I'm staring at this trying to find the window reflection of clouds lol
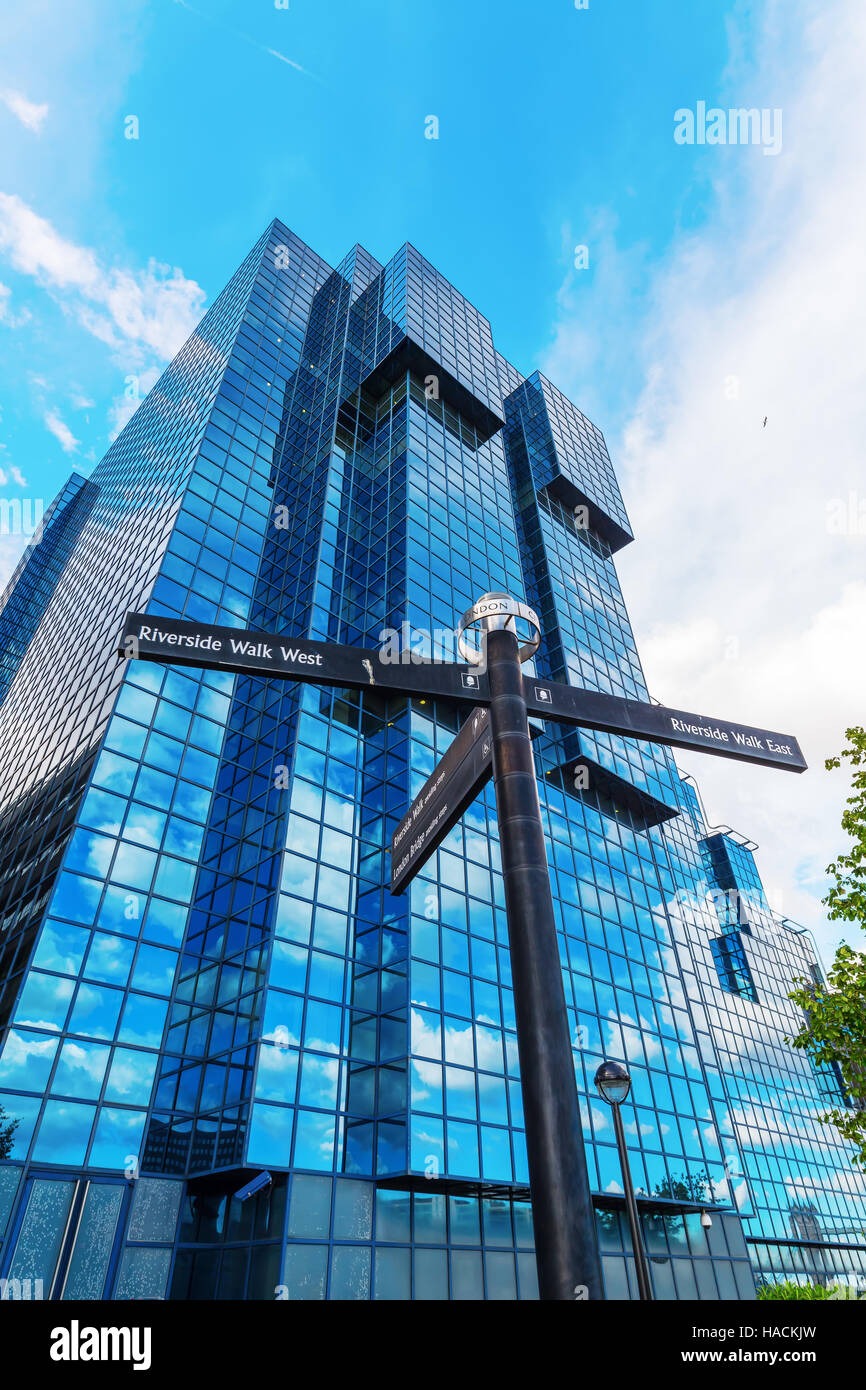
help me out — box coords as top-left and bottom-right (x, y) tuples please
(32, 1099), (96, 1164)
(68, 983), (123, 1041)
(13, 972), (75, 1032)
(0, 1028), (58, 1089)
(51, 1040), (110, 1099)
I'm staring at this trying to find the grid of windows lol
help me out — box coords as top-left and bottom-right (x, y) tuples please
(505, 415), (679, 813)
(534, 372), (631, 539)
(0, 223), (278, 1049)
(666, 780), (866, 1288)
(504, 371), (632, 550)
(710, 933), (758, 1001)
(0, 472), (96, 705)
(360, 244), (504, 428)
(0, 222), (331, 1189)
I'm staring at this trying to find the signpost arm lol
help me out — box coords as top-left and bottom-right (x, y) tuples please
(485, 624), (604, 1302)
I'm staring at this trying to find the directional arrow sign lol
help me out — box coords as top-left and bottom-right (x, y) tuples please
(119, 615), (806, 772)
(523, 679), (807, 773)
(119, 613), (489, 705)
(390, 706), (494, 895)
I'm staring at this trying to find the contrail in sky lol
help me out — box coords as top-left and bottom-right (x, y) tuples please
(173, 0), (321, 82)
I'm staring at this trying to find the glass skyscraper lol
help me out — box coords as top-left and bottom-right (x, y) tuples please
(0, 220), (863, 1301)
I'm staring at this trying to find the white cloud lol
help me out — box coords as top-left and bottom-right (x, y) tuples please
(0, 193), (206, 363)
(0, 88), (49, 133)
(0, 281), (30, 328)
(542, 0), (866, 964)
(0, 464), (28, 487)
(44, 407), (80, 454)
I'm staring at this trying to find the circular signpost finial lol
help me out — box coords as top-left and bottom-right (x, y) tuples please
(457, 592), (541, 666)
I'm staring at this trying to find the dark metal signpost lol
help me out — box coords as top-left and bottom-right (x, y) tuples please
(522, 679), (804, 773)
(120, 612), (489, 702)
(119, 597), (806, 1302)
(391, 706), (493, 896)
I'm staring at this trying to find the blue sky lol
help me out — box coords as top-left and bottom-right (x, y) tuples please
(1, 0), (864, 961)
(0, 0), (744, 485)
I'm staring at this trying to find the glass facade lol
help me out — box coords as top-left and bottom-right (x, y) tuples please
(0, 220), (863, 1300)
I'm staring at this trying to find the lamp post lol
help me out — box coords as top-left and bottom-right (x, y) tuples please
(595, 1060), (654, 1301)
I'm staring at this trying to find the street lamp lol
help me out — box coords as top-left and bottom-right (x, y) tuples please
(594, 1060), (654, 1301)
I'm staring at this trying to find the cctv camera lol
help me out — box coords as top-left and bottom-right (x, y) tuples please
(234, 1170), (273, 1202)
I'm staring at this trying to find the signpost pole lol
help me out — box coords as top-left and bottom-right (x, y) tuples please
(484, 622), (604, 1302)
